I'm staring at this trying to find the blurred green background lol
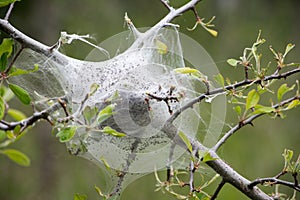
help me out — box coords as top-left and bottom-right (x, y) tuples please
(0, 0), (299, 199)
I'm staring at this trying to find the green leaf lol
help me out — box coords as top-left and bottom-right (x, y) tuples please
(155, 39), (168, 55)
(0, 0), (20, 7)
(227, 58), (240, 67)
(174, 67), (200, 75)
(285, 99), (300, 110)
(13, 124), (21, 135)
(97, 103), (116, 124)
(202, 151), (217, 163)
(282, 149), (294, 171)
(95, 185), (105, 198)
(56, 126), (77, 143)
(252, 105), (275, 114)
(234, 105), (242, 115)
(83, 106), (98, 124)
(0, 86), (14, 102)
(104, 90), (119, 103)
(8, 83), (31, 105)
(213, 73), (225, 88)
(0, 52), (8, 72)
(0, 38), (13, 57)
(1, 149), (30, 167)
(178, 131), (192, 152)
(89, 83), (99, 97)
(0, 130), (6, 142)
(7, 108), (27, 121)
(295, 155), (300, 173)
(204, 27), (218, 37)
(6, 130), (15, 139)
(102, 126), (126, 137)
(246, 89), (260, 111)
(283, 43), (295, 59)
(100, 156), (111, 170)
(74, 193), (87, 200)
(277, 84), (295, 102)
(0, 97), (5, 120)
(8, 64), (39, 77)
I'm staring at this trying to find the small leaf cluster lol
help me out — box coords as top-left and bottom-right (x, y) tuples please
(55, 89), (125, 155)
(225, 33), (300, 121)
(282, 149), (299, 175)
(154, 168), (219, 200)
(0, 38), (39, 167)
(188, 16), (218, 37)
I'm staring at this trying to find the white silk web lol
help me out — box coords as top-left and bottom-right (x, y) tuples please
(11, 24), (226, 197)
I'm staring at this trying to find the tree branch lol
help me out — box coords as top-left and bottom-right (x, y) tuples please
(167, 67), (300, 125)
(249, 177), (300, 192)
(0, 98), (66, 131)
(0, 19), (68, 65)
(0, 1), (299, 199)
(212, 95), (300, 151)
(210, 179), (226, 200)
(205, 148), (273, 200)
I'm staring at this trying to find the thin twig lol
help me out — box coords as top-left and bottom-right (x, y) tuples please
(0, 19), (68, 64)
(191, 6), (201, 21)
(189, 160), (194, 192)
(0, 98), (67, 131)
(160, 0), (172, 11)
(210, 179), (226, 200)
(167, 67), (300, 125)
(4, 2), (15, 21)
(212, 95), (300, 151)
(248, 177), (300, 192)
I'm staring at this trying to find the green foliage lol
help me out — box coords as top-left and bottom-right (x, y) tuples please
(56, 126), (77, 143)
(213, 73), (225, 88)
(88, 83), (99, 97)
(0, 130), (6, 141)
(0, 38), (13, 58)
(0, 0), (20, 7)
(0, 148), (30, 166)
(155, 39), (168, 55)
(201, 151), (217, 163)
(245, 89), (260, 111)
(227, 58), (240, 67)
(0, 96), (5, 120)
(154, 169), (220, 200)
(188, 16), (218, 37)
(178, 131), (193, 153)
(74, 193), (88, 200)
(277, 83), (295, 102)
(7, 108), (27, 121)
(8, 64), (39, 77)
(83, 106), (98, 125)
(96, 103), (116, 124)
(8, 83), (31, 105)
(94, 185), (109, 200)
(252, 105), (275, 115)
(101, 126), (126, 137)
(282, 149), (299, 174)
